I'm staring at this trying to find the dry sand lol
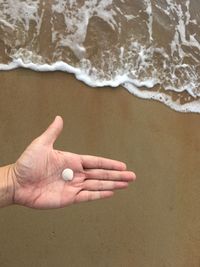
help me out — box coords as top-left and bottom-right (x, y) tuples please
(0, 69), (200, 266)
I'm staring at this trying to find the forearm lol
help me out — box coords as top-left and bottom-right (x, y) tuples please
(0, 164), (15, 208)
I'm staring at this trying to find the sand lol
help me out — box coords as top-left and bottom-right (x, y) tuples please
(0, 69), (200, 266)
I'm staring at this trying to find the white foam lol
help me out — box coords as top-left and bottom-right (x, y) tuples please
(124, 83), (200, 113)
(51, 0), (118, 58)
(144, 0), (153, 41)
(0, 0), (41, 31)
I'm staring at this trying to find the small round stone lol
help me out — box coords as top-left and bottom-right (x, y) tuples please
(62, 168), (74, 181)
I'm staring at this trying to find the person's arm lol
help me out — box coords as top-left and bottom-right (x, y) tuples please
(0, 164), (15, 208)
(0, 116), (136, 209)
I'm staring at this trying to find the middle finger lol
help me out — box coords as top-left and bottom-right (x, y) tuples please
(84, 169), (136, 182)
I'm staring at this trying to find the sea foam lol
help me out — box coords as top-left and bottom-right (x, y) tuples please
(0, 0), (200, 113)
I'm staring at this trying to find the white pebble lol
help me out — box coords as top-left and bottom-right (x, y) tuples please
(62, 168), (74, 181)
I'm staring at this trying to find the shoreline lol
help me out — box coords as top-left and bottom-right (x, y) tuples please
(0, 65), (199, 114)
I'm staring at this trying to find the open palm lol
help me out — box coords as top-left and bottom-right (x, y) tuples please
(12, 116), (136, 209)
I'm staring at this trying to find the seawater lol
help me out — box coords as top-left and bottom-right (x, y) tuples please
(0, 0), (200, 112)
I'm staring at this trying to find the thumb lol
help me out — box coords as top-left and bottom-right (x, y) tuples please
(39, 116), (64, 146)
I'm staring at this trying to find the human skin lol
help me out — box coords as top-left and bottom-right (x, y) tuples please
(0, 116), (136, 209)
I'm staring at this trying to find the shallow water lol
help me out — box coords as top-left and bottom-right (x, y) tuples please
(0, 0), (200, 112)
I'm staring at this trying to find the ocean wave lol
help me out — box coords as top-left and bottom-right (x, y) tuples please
(0, 0), (200, 112)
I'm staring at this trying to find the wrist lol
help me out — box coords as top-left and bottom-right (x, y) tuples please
(0, 164), (15, 208)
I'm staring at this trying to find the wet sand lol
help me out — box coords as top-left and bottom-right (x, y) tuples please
(0, 69), (200, 266)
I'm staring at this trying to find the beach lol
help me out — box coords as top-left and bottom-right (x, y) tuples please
(0, 0), (200, 265)
(0, 69), (200, 266)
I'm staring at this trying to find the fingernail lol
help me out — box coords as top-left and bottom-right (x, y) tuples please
(121, 163), (127, 170)
(131, 172), (136, 181)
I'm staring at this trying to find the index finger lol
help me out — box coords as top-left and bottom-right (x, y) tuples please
(81, 155), (127, 171)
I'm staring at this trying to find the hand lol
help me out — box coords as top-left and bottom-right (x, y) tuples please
(12, 116), (136, 209)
